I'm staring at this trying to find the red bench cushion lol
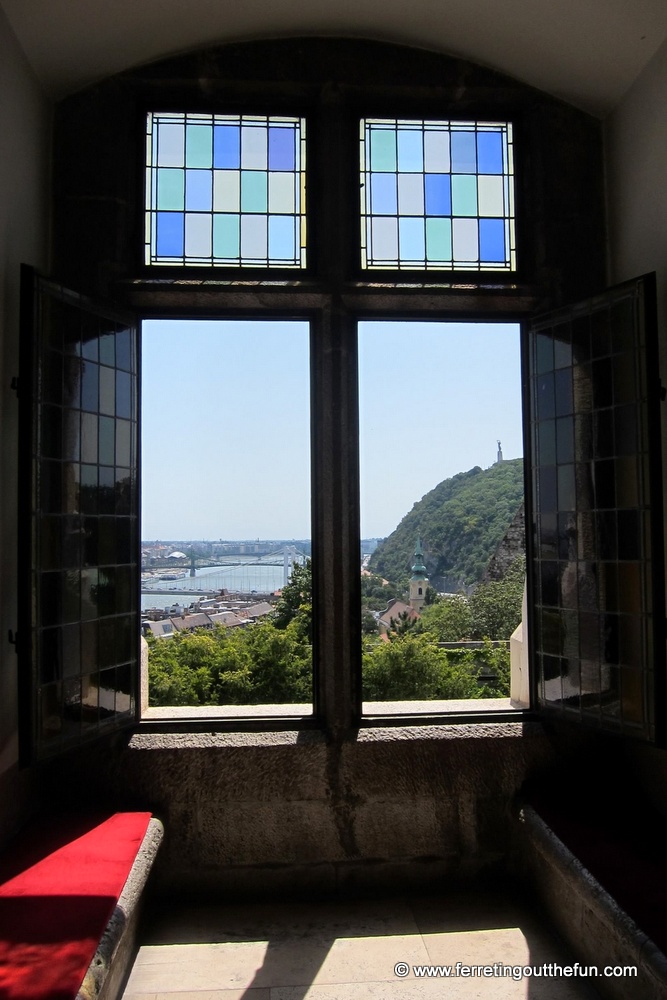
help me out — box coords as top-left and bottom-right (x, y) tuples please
(0, 811), (152, 1000)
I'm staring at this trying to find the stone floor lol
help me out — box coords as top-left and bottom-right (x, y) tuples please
(122, 891), (602, 999)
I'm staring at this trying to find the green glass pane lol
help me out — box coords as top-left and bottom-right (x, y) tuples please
(451, 175), (478, 216)
(186, 125), (212, 167)
(241, 171), (268, 213)
(213, 215), (240, 258)
(425, 218), (452, 261)
(157, 169), (184, 210)
(370, 128), (396, 172)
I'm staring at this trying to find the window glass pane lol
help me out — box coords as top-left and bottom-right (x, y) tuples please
(361, 120), (516, 270)
(141, 321), (312, 711)
(146, 114), (306, 268)
(359, 322), (524, 712)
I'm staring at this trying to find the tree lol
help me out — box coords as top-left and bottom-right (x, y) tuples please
(417, 594), (472, 641)
(272, 559), (312, 640)
(387, 609), (418, 638)
(468, 556), (525, 640)
(362, 634), (480, 701)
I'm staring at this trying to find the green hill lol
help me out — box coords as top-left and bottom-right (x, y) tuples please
(369, 459), (524, 589)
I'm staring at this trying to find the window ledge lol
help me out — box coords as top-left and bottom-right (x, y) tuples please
(129, 718), (539, 750)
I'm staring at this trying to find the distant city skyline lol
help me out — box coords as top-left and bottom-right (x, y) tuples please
(141, 319), (523, 539)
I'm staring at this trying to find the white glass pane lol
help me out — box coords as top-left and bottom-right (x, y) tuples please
(268, 172), (296, 214)
(371, 217), (398, 261)
(241, 126), (268, 169)
(185, 214), (212, 257)
(453, 218), (479, 262)
(241, 214), (268, 259)
(423, 130), (450, 173)
(398, 174), (424, 215)
(156, 124), (185, 167)
(478, 175), (505, 217)
(213, 170), (240, 212)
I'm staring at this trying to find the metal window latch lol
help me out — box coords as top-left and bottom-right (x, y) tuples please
(7, 630), (18, 652)
(10, 377), (18, 396)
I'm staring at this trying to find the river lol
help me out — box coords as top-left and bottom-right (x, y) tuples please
(141, 561), (289, 612)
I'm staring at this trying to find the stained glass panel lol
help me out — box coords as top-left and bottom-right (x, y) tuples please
(361, 119), (515, 270)
(146, 114), (306, 267)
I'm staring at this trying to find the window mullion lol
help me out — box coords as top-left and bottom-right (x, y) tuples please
(312, 302), (362, 734)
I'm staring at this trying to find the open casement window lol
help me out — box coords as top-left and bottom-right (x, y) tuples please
(529, 273), (665, 742)
(18, 266), (139, 762)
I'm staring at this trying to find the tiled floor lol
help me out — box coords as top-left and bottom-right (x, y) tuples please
(122, 891), (601, 999)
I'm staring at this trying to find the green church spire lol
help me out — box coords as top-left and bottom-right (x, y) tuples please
(411, 536), (427, 580)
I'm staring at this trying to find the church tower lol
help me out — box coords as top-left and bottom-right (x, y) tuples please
(409, 536), (429, 612)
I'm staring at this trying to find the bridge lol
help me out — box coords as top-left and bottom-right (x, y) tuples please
(141, 546), (308, 596)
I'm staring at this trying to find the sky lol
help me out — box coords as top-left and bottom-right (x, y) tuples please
(141, 319), (523, 540)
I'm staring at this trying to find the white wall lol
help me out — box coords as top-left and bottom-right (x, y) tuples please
(605, 37), (667, 333)
(0, 6), (49, 802)
(605, 39), (667, 782)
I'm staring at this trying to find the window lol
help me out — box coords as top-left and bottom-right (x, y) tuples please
(360, 119), (515, 270)
(140, 319), (314, 713)
(34, 38), (650, 757)
(145, 114), (307, 267)
(358, 320), (524, 711)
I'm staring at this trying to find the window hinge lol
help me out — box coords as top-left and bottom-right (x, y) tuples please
(10, 376), (18, 397)
(660, 382), (666, 402)
(7, 630), (18, 653)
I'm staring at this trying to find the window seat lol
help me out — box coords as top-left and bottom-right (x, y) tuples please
(0, 811), (164, 1000)
(517, 781), (667, 1000)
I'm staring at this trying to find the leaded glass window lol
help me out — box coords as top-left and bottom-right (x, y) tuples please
(360, 119), (516, 271)
(145, 114), (307, 268)
(19, 268), (139, 761)
(529, 275), (663, 741)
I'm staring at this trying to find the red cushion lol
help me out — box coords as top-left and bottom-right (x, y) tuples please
(0, 812), (152, 1000)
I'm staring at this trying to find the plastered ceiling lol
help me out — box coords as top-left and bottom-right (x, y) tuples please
(2, 0), (667, 115)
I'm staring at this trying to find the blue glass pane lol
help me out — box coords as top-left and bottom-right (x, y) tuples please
(479, 219), (506, 261)
(397, 130), (423, 172)
(451, 131), (477, 172)
(477, 132), (503, 174)
(214, 125), (240, 168)
(371, 174), (397, 215)
(424, 174), (451, 216)
(399, 217), (425, 260)
(156, 213), (184, 257)
(185, 170), (212, 211)
(269, 216), (296, 260)
(268, 127), (295, 170)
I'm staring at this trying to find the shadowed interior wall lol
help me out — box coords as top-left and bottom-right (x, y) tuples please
(44, 724), (555, 897)
(0, 6), (49, 839)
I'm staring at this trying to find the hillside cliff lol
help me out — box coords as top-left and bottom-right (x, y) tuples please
(369, 458), (524, 590)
